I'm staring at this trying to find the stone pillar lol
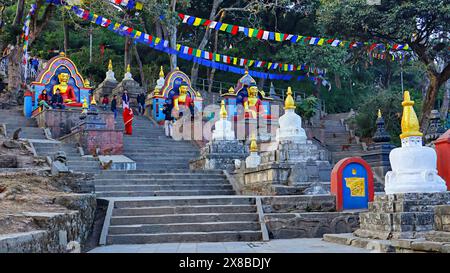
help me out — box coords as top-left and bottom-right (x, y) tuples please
(362, 110), (395, 192)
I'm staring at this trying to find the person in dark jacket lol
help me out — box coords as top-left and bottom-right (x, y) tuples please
(137, 92), (146, 115)
(111, 95), (117, 120)
(121, 90), (130, 109)
(162, 99), (174, 138)
(51, 89), (65, 109)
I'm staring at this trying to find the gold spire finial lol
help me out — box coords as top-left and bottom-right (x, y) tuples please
(90, 95), (97, 105)
(84, 78), (91, 88)
(59, 52), (65, 57)
(244, 68), (249, 74)
(284, 87), (296, 110)
(400, 90), (423, 139)
(250, 134), (258, 152)
(378, 109), (382, 118)
(108, 59), (113, 71)
(82, 98), (88, 109)
(159, 66), (164, 78)
(228, 87), (235, 94)
(220, 100), (227, 119)
(126, 64), (131, 73)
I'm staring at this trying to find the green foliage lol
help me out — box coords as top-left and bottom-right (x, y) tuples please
(296, 95), (319, 124)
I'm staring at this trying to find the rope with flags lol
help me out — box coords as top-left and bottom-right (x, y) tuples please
(178, 13), (411, 52)
(68, 5), (325, 83)
(22, 3), (37, 81)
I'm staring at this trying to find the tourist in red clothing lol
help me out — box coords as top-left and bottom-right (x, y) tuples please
(101, 95), (109, 111)
(123, 106), (134, 135)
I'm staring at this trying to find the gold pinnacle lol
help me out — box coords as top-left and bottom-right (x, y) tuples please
(400, 90), (423, 139)
(378, 109), (382, 118)
(159, 66), (165, 78)
(108, 59), (113, 71)
(220, 100), (227, 119)
(284, 87), (296, 110)
(126, 64), (131, 73)
(249, 134), (258, 152)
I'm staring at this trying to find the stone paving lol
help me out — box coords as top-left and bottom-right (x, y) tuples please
(88, 238), (371, 253)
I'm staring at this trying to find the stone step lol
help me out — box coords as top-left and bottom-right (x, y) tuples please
(124, 148), (198, 153)
(108, 221), (260, 235)
(95, 173), (225, 180)
(96, 184), (233, 192)
(96, 190), (235, 198)
(106, 230), (262, 244)
(110, 213), (258, 225)
(114, 197), (256, 208)
(112, 204), (257, 216)
(94, 178), (228, 185)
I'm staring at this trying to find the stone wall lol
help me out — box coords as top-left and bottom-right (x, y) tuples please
(435, 205), (450, 232)
(61, 129), (123, 155)
(260, 195), (360, 239)
(34, 109), (115, 138)
(0, 194), (96, 253)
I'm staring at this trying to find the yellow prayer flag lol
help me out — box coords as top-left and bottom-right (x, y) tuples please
(248, 60), (254, 66)
(176, 44), (181, 51)
(92, 14), (98, 23)
(275, 32), (282, 42)
(318, 38), (325, 45)
(196, 50), (202, 57)
(135, 2), (143, 10)
(215, 54), (221, 62)
(233, 58), (238, 65)
(268, 62), (273, 68)
(155, 37), (161, 44)
(193, 17), (202, 26)
(248, 28), (255, 37)
(113, 23), (120, 30)
(134, 31), (141, 38)
(220, 23), (229, 31)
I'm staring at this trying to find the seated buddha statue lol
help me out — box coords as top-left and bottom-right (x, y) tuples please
(243, 83), (262, 119)
(53, 72), (77, 104)
(174, 81), (194, 116)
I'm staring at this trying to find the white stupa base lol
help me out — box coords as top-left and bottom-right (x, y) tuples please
(385, 145), (447, 194)
(124, 72), (133, 80)
(275, 109), (307, 144)
(385, 169), (447, 194)
(212, 119), (235, 141)
(105, 71), (117, 82)
(245, 152), (261, 169)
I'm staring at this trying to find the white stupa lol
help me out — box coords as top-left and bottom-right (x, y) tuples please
(156, 66), (165, 89)
(124, 64), (133, 80)
(385, 91), (447, 194)
(275, 87), (307, 144)
(105, 59), (117, 82)
(212, 100), (235, 141)
(245, 134), (261, 168)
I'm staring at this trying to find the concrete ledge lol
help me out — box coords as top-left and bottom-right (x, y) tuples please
(98, 155), (136, 171)
(99, 200), (114, 245)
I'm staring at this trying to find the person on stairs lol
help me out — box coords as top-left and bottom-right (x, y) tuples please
(123, 104), (134, 135)
(162, 99), (174, 138)
(121, 89), (130, 109)
(111, 95), (118, 120)
(51, 88), (65, 109)
(137, 92), (146, 115)
(38, 89), (50, 110)
(101, 94), (109, 111)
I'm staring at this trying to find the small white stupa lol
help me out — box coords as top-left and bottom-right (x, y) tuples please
(105, 59), (117, 82)
(212, 100), (235, 141)
(385, 91), (447, 194)
(275, 87), (307, 144)
(156, 66), (165, 89)
(124, 64), (133, 80)
(245, 134), (261, 168)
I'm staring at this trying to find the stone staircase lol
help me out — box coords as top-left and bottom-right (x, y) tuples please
(106, 197), (262, 244)
(95, 112), (264, 244)
(0, 109), (46, 140)
(322, 112), (366, 164)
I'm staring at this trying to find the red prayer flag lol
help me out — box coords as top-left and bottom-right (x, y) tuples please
(256, 29), (264, 39)
(282, 34), (289, 41)
(231, 25), (239, 35)
(178, 13), (185, 20)
(188, 47), (193, 55)
(203, 20), (211, 26)
(115, 0), (121, 4)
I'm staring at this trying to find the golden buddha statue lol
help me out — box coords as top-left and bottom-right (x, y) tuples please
(53, 72), (76, 103)
(244, 83), (262, 119)
(174, 81), (193, 111)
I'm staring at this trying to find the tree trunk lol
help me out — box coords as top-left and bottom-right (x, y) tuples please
(124, 36), (132, 71)
(13, 0), (25, 27)
(168, 0), (177, 71)
(190, 0), (223, 88)
(420, 73), (440, 132)
(133, 44), (146, 91)
(63, 20), (69, 53)
(440, 80), (449, 120)
(207, 9), (224, 94)
(7, 47), (22, 94)
(383, 55), (391, 89)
